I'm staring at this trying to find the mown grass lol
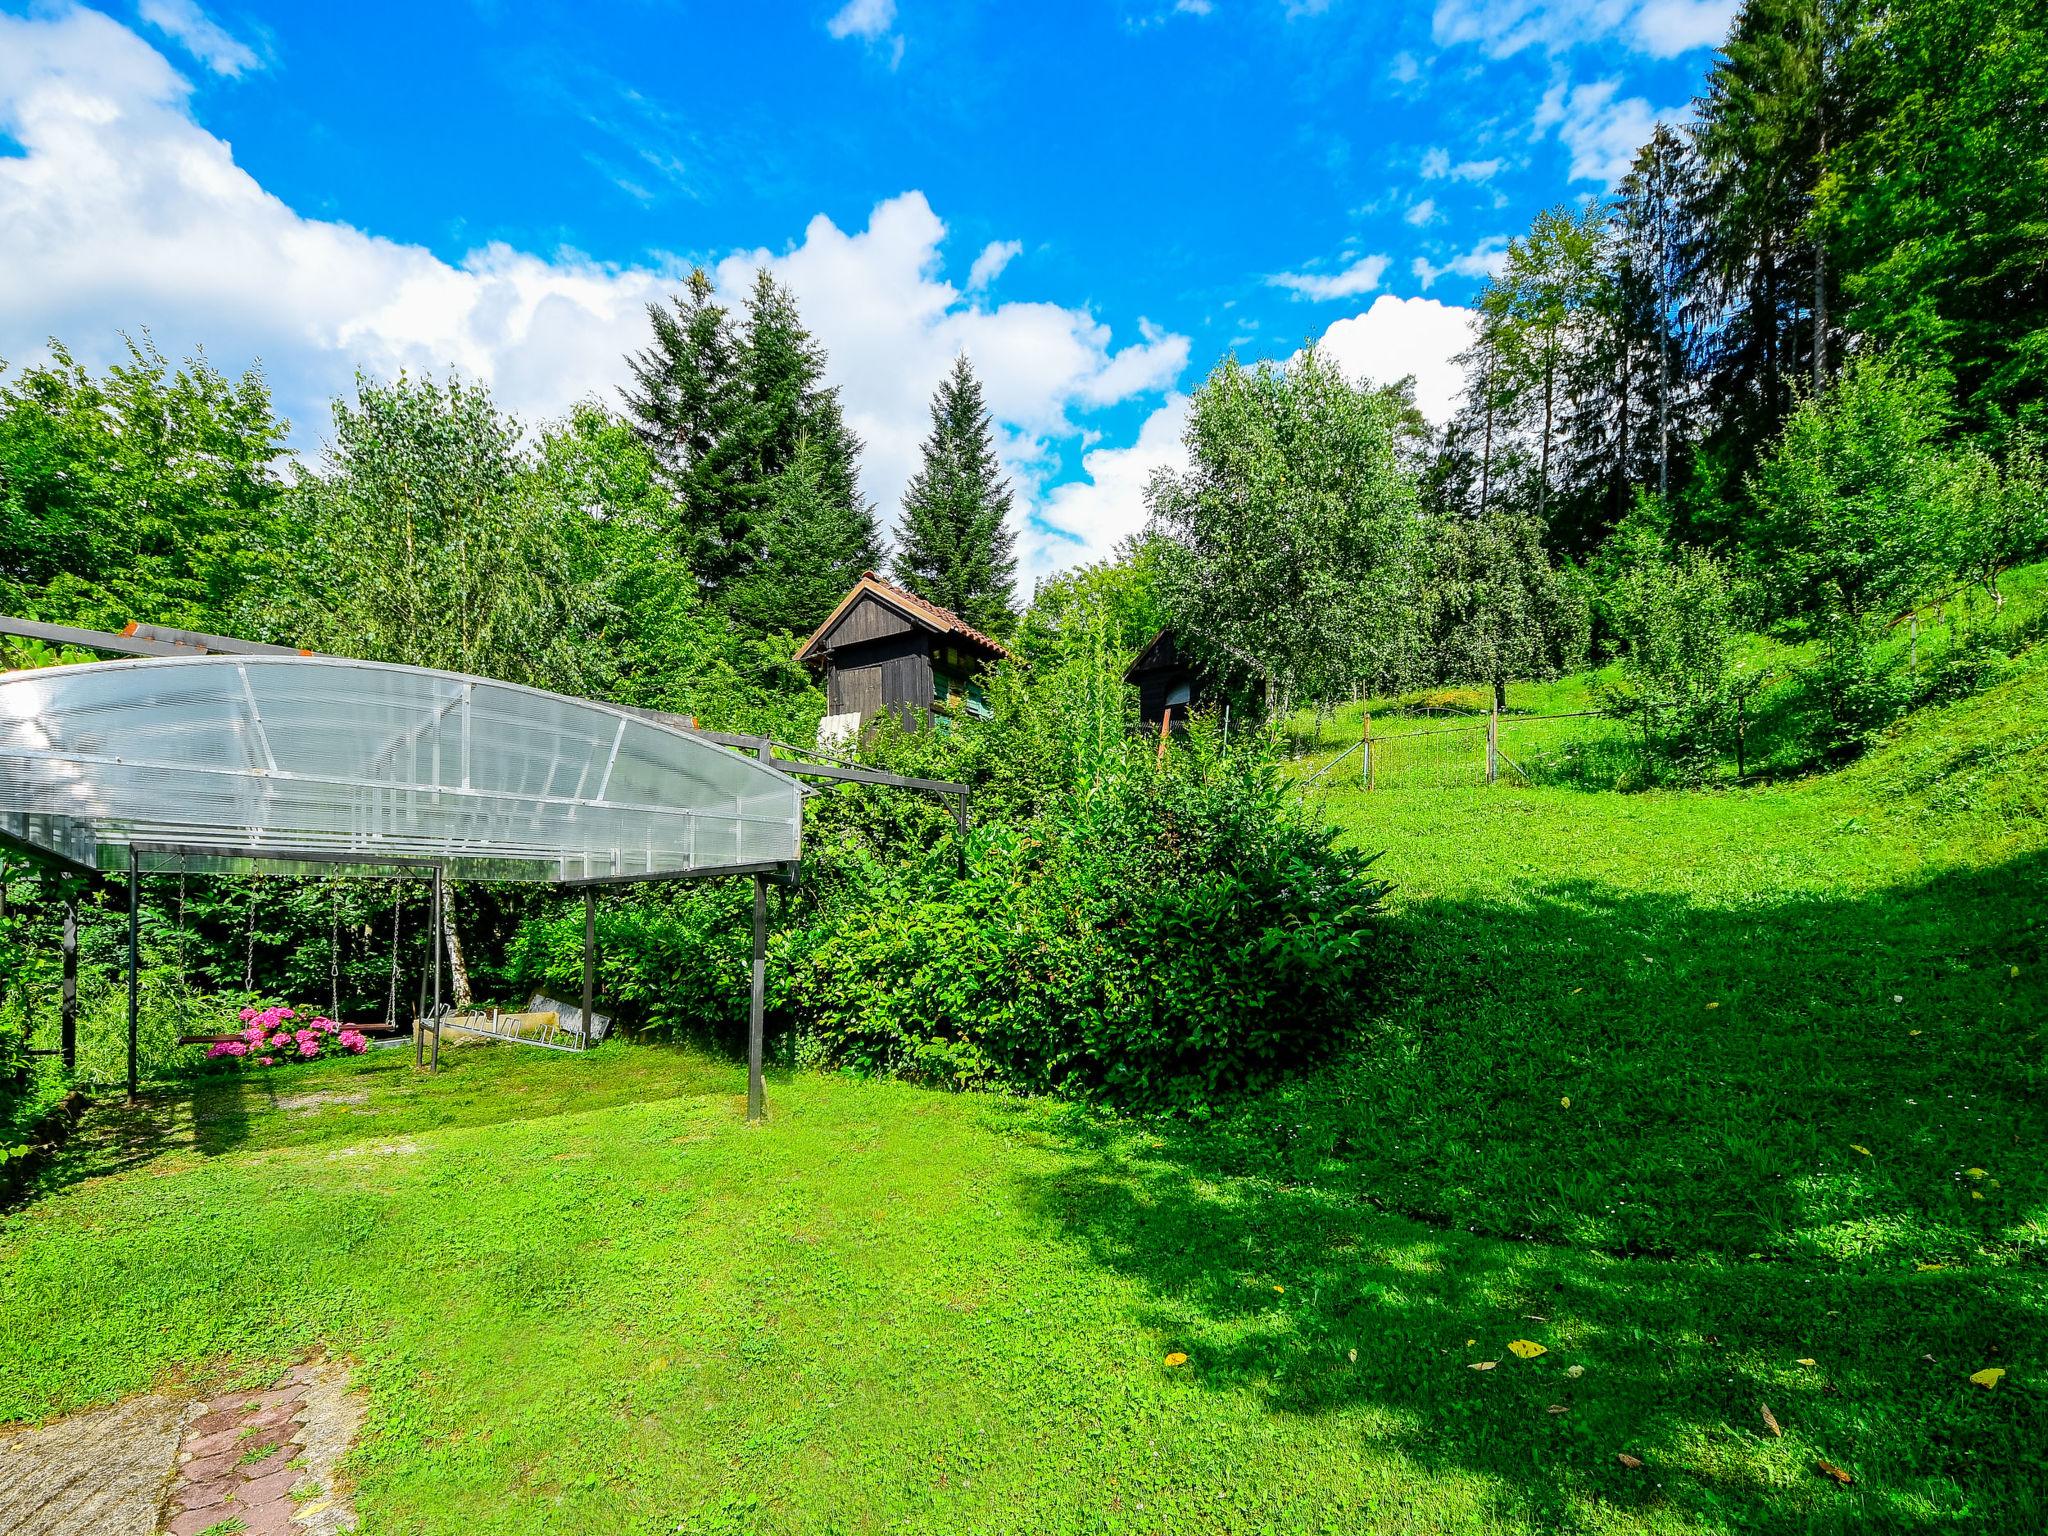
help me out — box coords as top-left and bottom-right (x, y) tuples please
(1, 624), (2043, 1533)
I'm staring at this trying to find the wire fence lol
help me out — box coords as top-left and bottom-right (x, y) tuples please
(1299, 708), (1642, 791)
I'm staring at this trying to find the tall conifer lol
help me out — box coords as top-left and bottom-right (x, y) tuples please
(895, 355), (1017, 634)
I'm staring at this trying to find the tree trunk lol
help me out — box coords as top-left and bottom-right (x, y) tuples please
(1479, 348), (1495, 516)
(1539, 347), (1555, 523)
(1814, 125), (1828, 390)
(442, 885), (473, 1007)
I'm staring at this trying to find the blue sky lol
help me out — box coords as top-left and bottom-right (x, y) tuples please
(0, 0), (1736, 578)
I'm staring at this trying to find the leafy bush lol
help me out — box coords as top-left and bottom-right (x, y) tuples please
(1596, 525), (1738, 786)
(781, 732), (1392, 1109)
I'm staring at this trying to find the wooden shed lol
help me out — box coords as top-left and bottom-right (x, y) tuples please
(797, 572), (1010, 740)
(1125, 627), (1205, 728)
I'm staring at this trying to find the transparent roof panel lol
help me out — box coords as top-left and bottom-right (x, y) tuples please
(0, 657), (803, 882)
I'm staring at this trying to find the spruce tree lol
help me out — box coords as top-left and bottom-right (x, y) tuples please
(895, 355), (1017, 634)
(731, 271), (883, 630)
(725, 433), (885, 635)
(620, 268), (752, 592)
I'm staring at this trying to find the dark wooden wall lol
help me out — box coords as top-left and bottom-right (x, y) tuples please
(825, 629), (933, 723)
(818, 595), (916, 649)
(1132, 666), (1197, 727)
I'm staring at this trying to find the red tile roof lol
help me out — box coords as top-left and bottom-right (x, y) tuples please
(796, 572), (1012, 665)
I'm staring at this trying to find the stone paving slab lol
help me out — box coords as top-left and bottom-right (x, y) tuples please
(0, 1357), (363, 1536)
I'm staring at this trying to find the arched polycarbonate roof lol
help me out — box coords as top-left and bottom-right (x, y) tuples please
(0, 656), (803, 882)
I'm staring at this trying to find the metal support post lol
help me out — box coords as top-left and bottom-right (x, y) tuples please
(747, 873), (767, 1122)
(60, 893), (78, 1072)
(125, 848), (140, 1101)
(430, 867), (443, 1070)
(581, 886), (597, 1050)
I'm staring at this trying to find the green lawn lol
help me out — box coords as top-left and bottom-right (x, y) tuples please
(2, 647), (2043, 1533)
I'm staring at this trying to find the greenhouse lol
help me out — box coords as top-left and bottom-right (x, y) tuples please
(0, 654), (806, 1109)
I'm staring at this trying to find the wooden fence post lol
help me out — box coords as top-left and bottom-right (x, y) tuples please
(1362, 712), (1373, 790)
(1486, 701), (1499, 785)
(1156, 706), (1172, 768)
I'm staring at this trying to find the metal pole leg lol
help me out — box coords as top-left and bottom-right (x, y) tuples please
(747, 873), (767, 1122)
(581, 887), (597, 1052)
(430, 867), (443, 1071)
(125, 849), (140, 1101)
(60, 893), (79, 1072)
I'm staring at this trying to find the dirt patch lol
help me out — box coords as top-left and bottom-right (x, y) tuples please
(272, 1092), (370, 1114)
(334, 1139), (419, 1159)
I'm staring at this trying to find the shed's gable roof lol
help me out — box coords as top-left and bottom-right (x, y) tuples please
(796, 573), (1011, 667)
(1124, 627), (1185, 683)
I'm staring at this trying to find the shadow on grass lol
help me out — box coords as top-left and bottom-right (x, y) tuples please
(1014, 845), (2048, 1530)
(26, 1041), (747, 1199)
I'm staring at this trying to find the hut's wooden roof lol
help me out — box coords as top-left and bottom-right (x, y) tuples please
(796, 572), (1012, 667)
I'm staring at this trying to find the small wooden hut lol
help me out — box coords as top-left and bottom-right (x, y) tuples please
(797, 572), (1010, 740)
(1124, 627), (1205, 728)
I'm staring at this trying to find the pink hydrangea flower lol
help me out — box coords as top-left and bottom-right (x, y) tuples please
(258, 1056), (275, 1065)
(298, 1041), (319, 1057)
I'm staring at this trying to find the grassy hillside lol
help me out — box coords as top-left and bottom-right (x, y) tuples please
(0, 616), (2041, 1533)
(1284, 557), (2048, 789)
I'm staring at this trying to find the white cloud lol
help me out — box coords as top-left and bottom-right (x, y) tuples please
(1411, 234), (1511, 289)
(1433, 0), (1736, 58)
(137, 0), (260, 77)
(826, 0), (895, 40)
(967, 238), (1022, 291)
(1404, 199), (1438, 227)
(826, 0), (903, 66)
(1421, 146), (1504, 182)
(1625, 0), (1740, 55)
(1310, 294), (1475, 425)
(1028, 394), (1191, 577)
(1267, 251), (1390, 302)
(1536, 76), (1675, 184)
(0, 6), (1185, 584)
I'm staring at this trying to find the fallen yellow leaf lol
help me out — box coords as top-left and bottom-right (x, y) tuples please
(1797, 1358), (1818, 1367)
(1971, 1191), (1985, 1201)
(1816, 1459), (1854, 1487)
(1508, 1339), (1547, 1359)
(2011, 965), (2021, 979)
(1564, 1364), (1585, 1379)
(1466, 1338), (1476, 1347)
(1273, 1284), (1285, 1293)
(1617, 1452), (1644, 1470)
(1164, 1352), (1188, 1367)
(1851, 1145), (1872, 1156)
(1546, 1403), (1568, 1414)
(1705, 1001), (1720, 1010)
(1570, 986), (1584, 995)
(1560, 1096), (1571, 1108)
(1469, 1360), (1498, 1371)
(1347, 1347), (1357, 1363)
(1965, 1168), (1988, 1178)
(1908, 1029), (1922, 1036)
(1761, 1403), (1782, 1438)
(1970, 1367), (2004, 1389)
